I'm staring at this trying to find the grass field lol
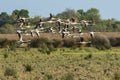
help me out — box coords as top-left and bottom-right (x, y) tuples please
(0, 47), (120, 80)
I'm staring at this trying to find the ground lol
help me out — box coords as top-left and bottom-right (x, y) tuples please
(0, 47), (120, 80)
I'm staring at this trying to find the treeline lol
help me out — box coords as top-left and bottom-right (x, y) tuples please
(0, 8), (120, 34)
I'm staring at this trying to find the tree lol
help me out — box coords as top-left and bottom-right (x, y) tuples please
(85, 8), (101, 23)
(0, 24), (16, 34)
(12, 9), (29, 18)
(19, 9), (29, 18)
(77, 9), (85, 15)
(56, 9), (79, 19)
(30, 16), (41, 25)
(11, 9), (30, 25)
(12, 10), (20, 20)
(0, 12), (9, 26)
(77, 9), (85, 20)
(12, 10), (19, 16)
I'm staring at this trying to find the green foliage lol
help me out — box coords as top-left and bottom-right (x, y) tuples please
(56, 8), (79, 19)
(77, 9), (85, 20)
(29, 16), (41, 25)
(4, 68), (17, 76)
(38, 43), (56, 54)
(0, 8), (120, 32)
(0, 47), (120, 79)
(85, 8), (101, 23)
(3, 53), (8, 58)
(84, 53), (92, 60)
(0, 12), (10, 26)
(8, 40), (17, 51)
(47, 44), (56, 52)
(0, 24), (16, 34)
(12, 9), (29, 18)
(19, 9), (29, 18)
(38, 43), (49, 54)
(92, 35), (111, 50)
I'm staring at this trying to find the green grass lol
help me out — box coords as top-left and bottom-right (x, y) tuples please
(0, 47), (120, 80)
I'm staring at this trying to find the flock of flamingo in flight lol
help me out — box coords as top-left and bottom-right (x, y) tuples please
(15, 14), (95, 46)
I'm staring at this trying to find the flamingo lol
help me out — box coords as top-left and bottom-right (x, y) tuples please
(17, 30), (23, 42)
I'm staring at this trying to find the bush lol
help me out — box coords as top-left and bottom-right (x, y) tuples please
(8, 40), (17, 51)
(38, 43), (56, 54)
(62, 38), (76, 48)
(84, 54), (92, 60)
(0, 24), (16, 34)
(52, 39), (63, 48)
(61, 73), (74, 80)
(3, 53), (8, 58)
(47, 44), (56, 52)
(113, 72), (120, 80)
(0, 39), (17, 51)
(0, 39), (9, 48)
(30, 37), (49, 48)
(23, 64), (33, 72)
(109, 37), (120, 47)
(30, 37), (56, 54)
(4, 68), (17, 76)
(92, 34), (111, 50)
(38, 43), (49, 54)
(44, 74), (53, 80)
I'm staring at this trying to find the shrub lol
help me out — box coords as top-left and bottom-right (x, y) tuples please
(0, 24), (16, 34)
(0, 39), (9, 48)
(44, 74), (53, 80)
(92, 34), (111, 50)
(61, 73), (74, 80)
(24, 64), (33, 72)
(30, 37), (56, 54)
(62, 38), (76, 48)
(38, 44), (49, 54)
(84, 54), (92, 60)
(47, 44), (56, 52)
(30, 37), (49, 48)
(52, 39), (63, 48)
(4, 68), (17, 76)
(109, 37), (120, 47)
(3, 53), (8, 58)
(7, 40), (17, 51)
(113, 72), (120, 80)
(38, 43), (56, 54)
(0, 39), (17, 51)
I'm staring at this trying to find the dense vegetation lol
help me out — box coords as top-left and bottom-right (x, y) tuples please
(0, 8), (120, 33)
(0, 8), (120, 80)
(0, 32), (120, 49)
(0, 47), (120, 80)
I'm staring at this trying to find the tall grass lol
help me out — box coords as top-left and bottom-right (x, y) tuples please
(4, 68), (17, 77)
(0, 47), (120, 80)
